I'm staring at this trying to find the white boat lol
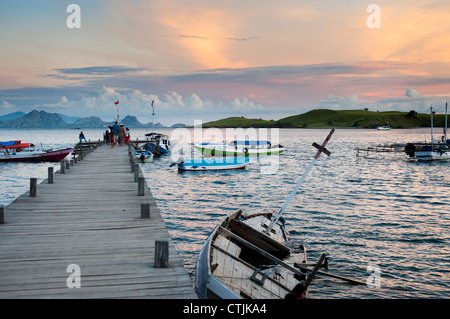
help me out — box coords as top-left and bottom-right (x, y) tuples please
(405, 103), (449, 161)
(194, 140), (285, 157)
(376, 125), (391, 131)
(195, 129), (337, 299)
(143, 100), (170, 156)
(176, 156), (249, 171)
(135, 150), (153, 163)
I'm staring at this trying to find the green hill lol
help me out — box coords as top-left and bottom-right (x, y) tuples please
(202, 109), (446, 128)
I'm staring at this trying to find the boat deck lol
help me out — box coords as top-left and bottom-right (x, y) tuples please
(0, 144), (197, 298)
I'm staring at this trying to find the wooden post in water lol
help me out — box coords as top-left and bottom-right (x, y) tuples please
(138, 177), (145, 196)
(30, 178), (37, 197)
(48, 167), (54, 184)
(66, 161), (70, 170)
(0, 206), (5, 224)
(141, 203), (150, 218)
(154, 240), (169, 268)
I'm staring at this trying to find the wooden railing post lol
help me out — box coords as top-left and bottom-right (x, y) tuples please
(154, 240), (169, 268)
(48, 167), (54, 184)
(141, 203), (150, 218)
(30, 178), (37, 197)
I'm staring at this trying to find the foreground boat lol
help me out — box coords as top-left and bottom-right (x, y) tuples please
(194, 140), (285, 157)
(177, 156), (249, 171)
(0, 146), (73, 163)
(195, 129), (337, 299)
(404, 104), (449, 161)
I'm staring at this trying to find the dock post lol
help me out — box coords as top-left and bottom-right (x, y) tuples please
(66, 161), (70, 170)
(138, 177), (145, 196)
(70, 159), (74, 166)
(30, 178), (37, 197)
(134, 164), (139, 182)
(154, 240), (169, 268)
(60, 160), (66, 174)
(141, 203), (150, 218)
(0, 206), (4, 224)
(48, 167), (54, 184)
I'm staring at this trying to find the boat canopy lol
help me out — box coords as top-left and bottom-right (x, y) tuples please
(233, 140), (271, 146)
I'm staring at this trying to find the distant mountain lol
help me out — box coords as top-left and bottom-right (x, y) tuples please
(0, 110), (183, 128)
(71, 116), (107, 128)
(0, 110), (66, 128)
(57, 113), (81, 124)
(0, 111), (26, 121)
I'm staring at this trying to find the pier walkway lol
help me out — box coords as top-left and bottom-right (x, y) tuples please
(0, 144), (197, 299)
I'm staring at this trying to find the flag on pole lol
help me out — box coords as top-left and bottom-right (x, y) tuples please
(151, 100), (154, 107)
(114, 100), (119, 105)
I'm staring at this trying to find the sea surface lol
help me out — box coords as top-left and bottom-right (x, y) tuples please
(0, 127), (449, 299)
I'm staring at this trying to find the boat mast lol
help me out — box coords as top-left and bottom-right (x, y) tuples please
(265, 129), (335, 234)
(430, 106), (434, 148)
(151, 100), (155, 139)
(445, 102), (448, 143)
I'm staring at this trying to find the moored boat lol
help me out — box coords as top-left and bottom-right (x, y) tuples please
(135, 149), (154, 163)
(195, 129), (337, 299)
(404, 103), (449, 161)
(176, 156), (249, 171)
(194, 140), (285, 157)
(0, 146), (73, 163)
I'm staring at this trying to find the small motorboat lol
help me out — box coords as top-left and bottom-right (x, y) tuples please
(176, 156), (249, 171)
(0, 144), (73, 163)
(135, 149), (154, 163)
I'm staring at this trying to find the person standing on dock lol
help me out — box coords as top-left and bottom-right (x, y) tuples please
(111, 121), (120, 148)
(124, 127), (130, 144)
(79, 131), (87, 143)
(118, 124), (125, 146)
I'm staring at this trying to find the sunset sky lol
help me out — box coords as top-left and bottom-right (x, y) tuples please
(1, 0), (449, 125)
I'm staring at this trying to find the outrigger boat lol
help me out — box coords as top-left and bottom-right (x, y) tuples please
(405, 103), (449, 161)
(194, 140), (285, 157)
(176, 156), (249, 171)
(195, 129), (366, 299)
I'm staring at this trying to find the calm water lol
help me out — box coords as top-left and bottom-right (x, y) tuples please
(0, 127), (449, 299)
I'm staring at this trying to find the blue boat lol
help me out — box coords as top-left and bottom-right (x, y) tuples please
(176, 156), (249, 171)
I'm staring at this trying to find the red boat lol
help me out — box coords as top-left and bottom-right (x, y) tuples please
(0, 141), (73, 163)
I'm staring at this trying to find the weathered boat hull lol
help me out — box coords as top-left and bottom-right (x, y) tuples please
(195, 210), (300, 299)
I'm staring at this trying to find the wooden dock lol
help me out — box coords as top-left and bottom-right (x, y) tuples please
(0, 144), (197, 299)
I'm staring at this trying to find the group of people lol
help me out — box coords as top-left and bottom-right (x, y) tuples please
(104, 122), (131, 147)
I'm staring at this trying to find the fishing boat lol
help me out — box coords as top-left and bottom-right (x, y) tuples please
(193, 140), (285, 157)
(143, 100), (170, 156)
(195, 129), (341, 299)
(404, 104), (449, 161)
(143, 132), (170, 155)
(176, 156), (249, 171)
(135, 149), (153, 163)
(0, 144), (73, 163)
